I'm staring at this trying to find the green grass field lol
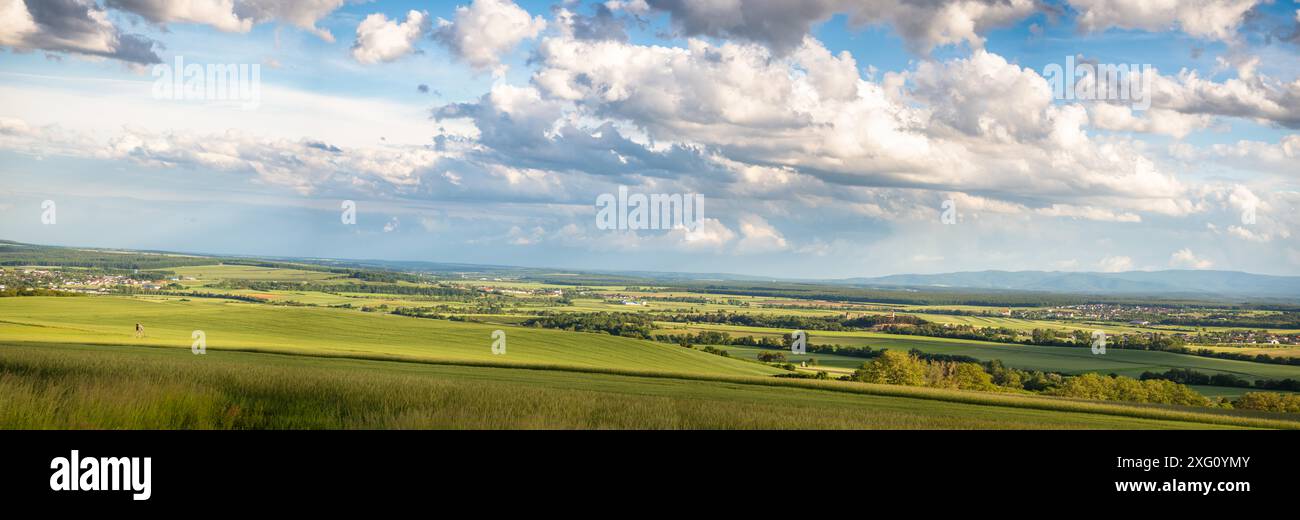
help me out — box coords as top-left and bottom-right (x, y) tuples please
(0, 297), (779, 377)
(4, 342), (1296, 429)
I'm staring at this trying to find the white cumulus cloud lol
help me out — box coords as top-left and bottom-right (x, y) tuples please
(1098, 255), (1134, 272)
(351, 10), (430, 64)
(433, 0), (547, 72)
(1169, 248), (1214, 269)
(1068, 0), (1259, 41)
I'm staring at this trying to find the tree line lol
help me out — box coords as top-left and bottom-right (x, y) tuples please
(521, 312), (656, 338)
(1139, 368), (1300, 392)
(846, 351), (1213, 407)
(655, 310), (927, 332)
(882, 323), (1300, 366)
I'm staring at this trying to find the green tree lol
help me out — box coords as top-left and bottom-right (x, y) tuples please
(950, 362), (996, 391)
(1233, 392), (1300, 413)
(1053, 373), (1115, 400)
(853, 350), (926, 386)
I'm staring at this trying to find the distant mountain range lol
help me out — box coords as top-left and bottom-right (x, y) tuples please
(840, 270), (1300, 298)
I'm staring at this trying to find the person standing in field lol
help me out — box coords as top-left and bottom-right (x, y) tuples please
(134, 323), (146, 338)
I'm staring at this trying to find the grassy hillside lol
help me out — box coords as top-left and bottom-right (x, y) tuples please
(4, 342), (1296, 429)
(0, 297), (780, 377)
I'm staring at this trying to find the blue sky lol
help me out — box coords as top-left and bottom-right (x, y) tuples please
(1, 0), (1298, 278)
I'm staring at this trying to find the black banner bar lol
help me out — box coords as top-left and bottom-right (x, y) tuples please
(0, 430), (1289, 510)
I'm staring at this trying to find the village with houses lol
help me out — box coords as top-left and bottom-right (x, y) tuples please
(0, 266), (191, 294)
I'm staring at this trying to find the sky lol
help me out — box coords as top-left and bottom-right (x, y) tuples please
(0, 0), (1298, 279)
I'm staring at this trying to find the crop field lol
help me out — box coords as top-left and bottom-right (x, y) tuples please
(1187, 385), (1296, 399)
(153, 267), (1273, 340)
(892, 313), (1156, 335)
(171, 287), (470, 308)
(442, 283), (1200, 336)
(3, 342), (1295, 429)
(1196, 345), (1300, 358)
(655, 322), (1300, 381)
(708, 344), (862, 374)
(168, 265), (345, 282)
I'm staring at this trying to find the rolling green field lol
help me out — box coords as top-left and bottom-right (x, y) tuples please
(4, 342), (1295, 429)
(0, 297), (779, 377)
(6, 256), (1300, 430)
(8, 294), (1295, 385)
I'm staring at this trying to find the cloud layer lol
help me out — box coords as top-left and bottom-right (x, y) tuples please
(1, 0), (1296, 276)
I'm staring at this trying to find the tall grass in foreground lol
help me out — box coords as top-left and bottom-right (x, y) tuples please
(2, 343), (1298, 429)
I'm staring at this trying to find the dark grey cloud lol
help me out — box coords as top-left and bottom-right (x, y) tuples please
(13, 0), (162, 64)
(106, 0), (343, 40)
(305, 141), (343, 153)
(1243, 4), (1300, 45)
(105, 0), (180, 26)
(647, 0), (838, 54)
(561, 3), (629, 41)
(645, 0), (1042, 55)
(232, 0), (344, 40)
